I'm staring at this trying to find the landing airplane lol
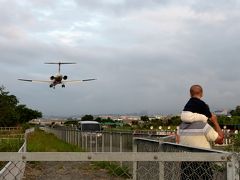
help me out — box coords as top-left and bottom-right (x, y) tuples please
(18, 62), (96, 89)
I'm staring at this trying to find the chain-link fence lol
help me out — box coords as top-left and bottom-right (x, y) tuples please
(0, 151), (237, 179)
(0, 128), (34, 180)
(42, 127), (134, 152)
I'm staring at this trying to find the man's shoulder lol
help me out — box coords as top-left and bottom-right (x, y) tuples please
(188, 97), (206, 105)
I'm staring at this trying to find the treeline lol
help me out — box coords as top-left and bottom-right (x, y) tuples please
(0, 86), (42, 127)
(217, 106), (240, 126)
(139, 116), (181, 129)
(65, 115), (116, 125)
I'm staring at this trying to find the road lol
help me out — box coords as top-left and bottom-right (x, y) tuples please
(23, 161), (124, 180)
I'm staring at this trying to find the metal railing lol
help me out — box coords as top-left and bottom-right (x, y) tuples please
(40, 127), (239, 180)
(134, 138), (239, 180)
(0, 127), (239, 180)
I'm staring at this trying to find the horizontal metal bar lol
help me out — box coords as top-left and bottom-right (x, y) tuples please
(0, 152), (231, 162)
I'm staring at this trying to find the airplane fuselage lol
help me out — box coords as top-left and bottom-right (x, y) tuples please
(50, 74), (66, 88)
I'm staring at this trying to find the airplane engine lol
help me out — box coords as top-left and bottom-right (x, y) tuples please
(63, 75), (68, 80)
(50, 76), (55, 80)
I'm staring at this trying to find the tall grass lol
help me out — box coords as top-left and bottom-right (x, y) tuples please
(0, 138), (24, 152)
(27, 129), (83, 152)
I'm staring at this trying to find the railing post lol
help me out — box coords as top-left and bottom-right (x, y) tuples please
(227, 153), (239, 180)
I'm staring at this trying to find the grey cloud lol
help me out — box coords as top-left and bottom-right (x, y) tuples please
(0, 0), (240, 116)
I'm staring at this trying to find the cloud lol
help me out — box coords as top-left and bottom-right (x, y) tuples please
(0, 0), (240, 116)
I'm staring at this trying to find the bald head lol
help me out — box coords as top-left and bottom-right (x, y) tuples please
(190, 85), (203, 98)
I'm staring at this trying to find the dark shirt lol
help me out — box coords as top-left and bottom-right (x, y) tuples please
(183, 97), (212, 118)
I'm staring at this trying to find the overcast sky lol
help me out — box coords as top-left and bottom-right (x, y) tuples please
(0, 0), (240, 117)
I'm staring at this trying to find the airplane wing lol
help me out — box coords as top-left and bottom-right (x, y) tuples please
(63, 79), (97, 83)
(18, 79), (52, 83)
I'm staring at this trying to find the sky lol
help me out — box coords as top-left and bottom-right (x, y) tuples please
(0, 0), (240, 117)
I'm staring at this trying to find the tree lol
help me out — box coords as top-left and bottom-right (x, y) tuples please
(16, 104), (42, 124)
(230, 106), (240, 116)
(81, 115), (94, 121)
(0, 86), (42, 126)
(95, 117), (102, 122)
(168, 116), (181, 126)
(141, 116), (149, 122)
(0, 86), (19, 126)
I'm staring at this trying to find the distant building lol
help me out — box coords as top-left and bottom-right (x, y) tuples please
(214, 109), (230, 116)
(30, 118), (66, 126)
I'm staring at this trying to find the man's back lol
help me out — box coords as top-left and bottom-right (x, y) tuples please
(179, 121), (218, 148)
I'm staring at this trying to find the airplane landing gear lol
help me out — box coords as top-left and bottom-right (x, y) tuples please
(50, 84), (55, 89)
(62, 84), (65, 88)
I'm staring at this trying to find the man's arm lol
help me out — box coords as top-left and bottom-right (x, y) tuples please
(181, 111), (208, 123)
(210, 114), (224, 144)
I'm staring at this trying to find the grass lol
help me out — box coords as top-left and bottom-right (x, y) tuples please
(0, 138), (24, 152)
(0, 137), (24, 169)
(27, 129), (83, 152)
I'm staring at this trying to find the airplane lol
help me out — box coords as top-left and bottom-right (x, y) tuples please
(18, 62), (96, 89)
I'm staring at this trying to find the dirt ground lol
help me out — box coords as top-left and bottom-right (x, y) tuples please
(23, 162), (125, 180)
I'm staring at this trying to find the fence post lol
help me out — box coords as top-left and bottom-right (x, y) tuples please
(71, 130), (73, 144)
(74, 130), (76, 145)
(81, 132), (84, 149)
(77, 131), (80, 147)
(227, 153), (239, 180)
(90, 134), (93, 152)
(120, 133), (123, 152)
(132, 138), (137, 180)
(95, 135), (98, 152)
(24, 132), (27, 153)
(102, 133), (105, 152)
(85, 135), (88, 151)
(64, 129), (67, 142)
(66, 129), (68, 143)
(110, 132), (113, 152)
(119, 133), (123, 167)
